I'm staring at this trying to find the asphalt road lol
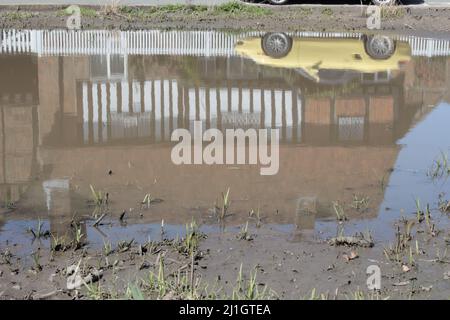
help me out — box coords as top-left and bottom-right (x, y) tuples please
(0, 0), (229, 5)
(1, 0), (449, 6)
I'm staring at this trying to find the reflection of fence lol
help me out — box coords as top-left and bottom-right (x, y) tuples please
(398, 36), (450, 57)
(79, 80), (302, 144)
(79, 78), (400, 145)
(2, 29), (450, 57)
(1, 30), (256, 57)
(0, 30), (33, 53)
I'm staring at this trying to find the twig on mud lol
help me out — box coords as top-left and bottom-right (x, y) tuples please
(392, 281), (410, 286)
(33, 289), (62, 300)
(93, 213), (107, 227)
(418, 258), (450, 264)
(190, 253), (194, 294)
(119, 210), (126, 221)
(177, 263), (189, 271)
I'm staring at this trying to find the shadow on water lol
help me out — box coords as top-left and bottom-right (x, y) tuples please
(0, 29), (449, 254)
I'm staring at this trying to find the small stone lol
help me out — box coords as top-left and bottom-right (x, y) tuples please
(67, 274), (83, 290)
(343, 251), (359, 262)
(49, 273), (57, 282)
(420, 285), (432, 292)
(66, 264), (78, 276)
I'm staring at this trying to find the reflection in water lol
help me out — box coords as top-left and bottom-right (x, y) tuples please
(0, 30), (450, 249)
(235, 34), (411, 81)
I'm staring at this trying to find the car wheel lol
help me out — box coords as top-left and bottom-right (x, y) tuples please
(371, 0), (396, 5)
(267, 0), (290, 4)
(261, 32), (293, 59)
(363, 35), (396, 60)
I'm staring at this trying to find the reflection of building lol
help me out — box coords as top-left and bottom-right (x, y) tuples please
(43, 55), (414, 147)
(42, 178), (86, 242)
(1, 32), (450, 237)
(0, 55), (39, 205)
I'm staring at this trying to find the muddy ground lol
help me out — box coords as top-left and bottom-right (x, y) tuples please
(1, 2), (450, 301)
(0, 5), (449, 37)
(1, 214), (449, 300)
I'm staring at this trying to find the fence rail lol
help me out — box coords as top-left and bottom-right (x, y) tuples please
(1, 29), (450, 57)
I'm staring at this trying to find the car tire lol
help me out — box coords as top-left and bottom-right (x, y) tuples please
(261, 32), (293, 59)
(363, 35), (396, 60)
(371, 0), (396, 5)
(267, 0), (290, 4)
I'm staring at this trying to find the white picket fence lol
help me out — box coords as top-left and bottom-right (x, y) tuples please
(1, 29), (450, 58)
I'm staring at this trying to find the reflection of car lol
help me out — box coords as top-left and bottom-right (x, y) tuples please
(235, 33), (411, 82)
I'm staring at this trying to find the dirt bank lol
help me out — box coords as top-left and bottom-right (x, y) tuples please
(0, 4), (450, 37)
(1, 214), (449, 299)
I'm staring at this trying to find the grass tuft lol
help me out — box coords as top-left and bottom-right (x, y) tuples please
(4, 11), (34, 20)
(214, 1), (272, 16)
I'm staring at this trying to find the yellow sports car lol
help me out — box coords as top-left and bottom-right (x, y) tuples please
(235, 33), (411, 82)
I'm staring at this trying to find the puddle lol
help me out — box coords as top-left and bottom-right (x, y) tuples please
(0, 30), (450, 256)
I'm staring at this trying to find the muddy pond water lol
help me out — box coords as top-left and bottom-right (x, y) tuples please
(0, 30), (449, 258)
